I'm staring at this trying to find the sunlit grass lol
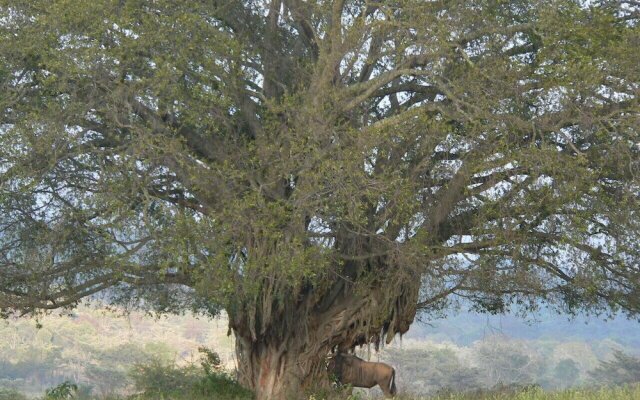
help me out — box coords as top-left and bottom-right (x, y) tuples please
(388, 385), (640, 400)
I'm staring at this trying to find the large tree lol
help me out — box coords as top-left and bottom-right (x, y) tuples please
(1, 1), (639, 398)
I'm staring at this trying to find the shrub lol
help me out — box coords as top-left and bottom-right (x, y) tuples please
(130, 348), (253, 400)
(130, 358), (202, 396)
(44, 381), (78, 400)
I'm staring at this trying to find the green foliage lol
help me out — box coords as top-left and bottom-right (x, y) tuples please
(194, 370), (254, 400)
(0, 0), (637, 322)
(44, 381), (78, 400)
(1, 0), (639, 395)
(130, 358), (203, 397)
(130, 349), (252, 400)
(198, 345), (223, 375)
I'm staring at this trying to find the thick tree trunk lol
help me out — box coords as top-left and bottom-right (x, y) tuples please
(229, 255), (420, 399)
(234, 331), (331, 400)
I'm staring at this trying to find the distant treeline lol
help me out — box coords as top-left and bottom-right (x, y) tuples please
(0, 306), (235, 397)
(1, 307), (639, 398)
(376, 337), (640, 396)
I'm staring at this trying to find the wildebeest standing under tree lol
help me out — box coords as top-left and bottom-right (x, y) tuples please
(328, 353), (397, 398)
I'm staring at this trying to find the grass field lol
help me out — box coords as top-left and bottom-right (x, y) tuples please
(3, 383), (640, 400)
(400, 385), (640, 400)
(306, 384), (640, 400)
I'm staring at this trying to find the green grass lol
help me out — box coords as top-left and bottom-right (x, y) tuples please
(389, 385), (640, 400)
(307, 385), (640, 400)
(4, 382), (640, 400)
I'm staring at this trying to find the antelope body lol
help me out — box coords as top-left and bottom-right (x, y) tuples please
(328, 353), (397, 398)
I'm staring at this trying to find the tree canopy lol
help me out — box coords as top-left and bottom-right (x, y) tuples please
(1, 0), (639, 398)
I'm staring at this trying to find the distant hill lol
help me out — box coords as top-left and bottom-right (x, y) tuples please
(406, 310), (640, 350)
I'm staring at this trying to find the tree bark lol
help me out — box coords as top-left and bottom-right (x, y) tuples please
(230, 266), (420, 400)
(234, 330), (332, 400)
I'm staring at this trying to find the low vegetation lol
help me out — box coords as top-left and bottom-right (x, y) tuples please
(3, 348), (640, 400)
(0, 306), (236, 397)
(127, 348), (253, 400)
(408, 385), (640, 400)
(12, 380), (640, 400)
(2, 307), (640, 399)
(9, 349), (254, 400)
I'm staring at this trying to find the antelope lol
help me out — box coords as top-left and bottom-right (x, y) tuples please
(327, 353), (397, 398)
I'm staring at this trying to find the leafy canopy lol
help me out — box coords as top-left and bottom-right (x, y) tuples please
(0, 1), (638, 324)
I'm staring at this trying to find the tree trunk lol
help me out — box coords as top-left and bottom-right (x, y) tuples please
(234, 331), (331, 400)
(230, 267), (420, 399)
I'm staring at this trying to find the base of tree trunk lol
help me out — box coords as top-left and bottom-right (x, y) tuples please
(235, 333), (332, 400)
(230, 269), (419, 399)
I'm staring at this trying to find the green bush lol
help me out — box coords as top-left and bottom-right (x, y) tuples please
(130, 348), (253, 400)
(194, 371), (254, 399)
(44, 381), (78, 400)
(130, 358), (202, 396)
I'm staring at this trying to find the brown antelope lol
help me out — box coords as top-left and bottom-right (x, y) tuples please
(327, 353), (397, 398)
